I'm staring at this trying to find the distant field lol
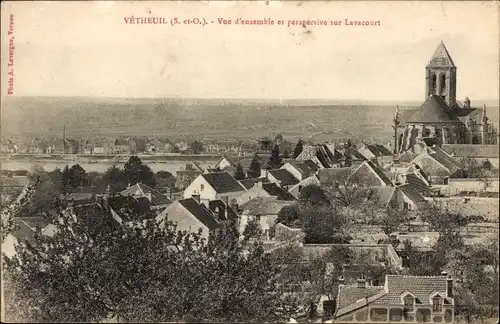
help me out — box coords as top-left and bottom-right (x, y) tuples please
(2, 96), (498, 144)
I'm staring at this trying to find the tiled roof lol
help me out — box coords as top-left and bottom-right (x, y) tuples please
(407, 95), (462, 124)
(318, 167), (353, 184)
(427, 146), (461, 174)
(398, 151), (419, 163)
(262, 183), (296, 201)
(238, 179), (256, 190)
(0, 176), (28, 187)
(268, 169), (300, 186)
(179, 198), (220, 230)
(421, 138), (441, 147)
(11, 217), (50, 242)
(352, 161), (393, 186)
(201, 172), (245, 194)
(241, 196), (294, 216)
(399, 184), (426, 203)
(373, 275), (449, 305)
(367, 144), (393, 157)
(337, 285), (386, 309)
(287, 160), (319, 178)
(427, 42), (456, 68)
(120, 183), (171, 206)
(345, 147), (367, 161)
(442, 144), (499, 158)
(406, 173), (431, 195)
(208, 200), (239, 221)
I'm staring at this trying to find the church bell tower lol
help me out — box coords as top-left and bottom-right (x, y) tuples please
(425, 41), (457, 108)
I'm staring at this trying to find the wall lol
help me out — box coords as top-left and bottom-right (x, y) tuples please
(183, 176), (217, 201)
(235, 184), (270, 205)
(158, 202), (210, 239)
(445, 178), (499, 196)
(280, 163), (303, 181)
(451, 157), (500, 168)
(239, 213), (278, 239)
(335, 304), (454, 323)
(289, 176), (320, 199)
(428, 197), (499, 221)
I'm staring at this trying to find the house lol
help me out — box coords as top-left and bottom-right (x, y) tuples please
(236, 179), (295, 205)
(370, 185), (427, 212)
(59, 192), (95, 206)
(156, 197), (220, 239)
(280, 160), (320, 181)
(175, 162), (204, 190)
(410, 146), (463, 185)
(208, 199), (240, 224)
(333, 274), (454, 323)
(1, 138), (18, 153)
(441, 144), (500, 168)
(239, 196), (294, 240)
(113, 138), (131, 154)
(318, 167), (354, 187)
(146, 138), (175, 153)
(350, 161), (394, 187)
(264, 169), (300, 190)
(387, 164), (432, 196)
(214, 154), (269, 177)
(357, 144), (394, 168)
(175, 140), (189, 153)
(120, 183), (171, 209)
(1, 217), (53, 257)
(64, 138), (80, 154)
(205, 142), (220, 153)
(183, 172), (246, 207)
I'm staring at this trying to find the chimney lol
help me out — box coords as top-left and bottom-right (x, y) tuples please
(338, 275), (345, 285)
(446, 276), (453, 298)
(192, 194), (201, 203)
(357, 277), (367, 289)
(214, 206), (221, 220)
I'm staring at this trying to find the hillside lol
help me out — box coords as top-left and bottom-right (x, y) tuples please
(1, 96), (498, 144)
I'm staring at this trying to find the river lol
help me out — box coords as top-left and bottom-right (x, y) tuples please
(0, 159), (220, 175)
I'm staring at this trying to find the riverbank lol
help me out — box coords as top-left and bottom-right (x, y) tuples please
(0, 153), (225, 162)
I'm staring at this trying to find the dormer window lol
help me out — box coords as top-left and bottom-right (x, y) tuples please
(404, 295), (414, 312)
(200, 184), (205, 191)
(433, 296), (443, 312)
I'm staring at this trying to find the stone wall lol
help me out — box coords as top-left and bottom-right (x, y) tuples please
(428, 197), (499, 221)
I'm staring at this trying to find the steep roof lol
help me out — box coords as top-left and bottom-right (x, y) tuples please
(442, 144), (499, 158)
(366, 144), (393, 157)
(399, 184), (426, 203)
(427, 146), (462, 174)
(286, 160), (320, 178)
(201, 172), (246, 194)
(268, 169), (300, 186)
(373, 275), (450, 305)
(407, 95), (462, 124)
(179, 198), (220, 230)
(238, 179), (256, 190)
(370, 186), (396, 206)
(262, 182), (296, 201)
(352, 161), (393, 186)
(120, 183), (171, 206)
(406, 173), (431, 195)
(318, 167), (353, 185)
(241, 196), (294, 216)
(337, 285), (386, 309)
(427, 42), (456, 68)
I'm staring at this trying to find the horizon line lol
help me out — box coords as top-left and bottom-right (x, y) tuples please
(5, 95), (499, 104)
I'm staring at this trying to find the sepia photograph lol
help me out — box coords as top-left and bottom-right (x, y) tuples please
(1, 1), (499, 323)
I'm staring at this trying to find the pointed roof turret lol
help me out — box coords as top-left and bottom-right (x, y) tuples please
(427, 41), (456, 68)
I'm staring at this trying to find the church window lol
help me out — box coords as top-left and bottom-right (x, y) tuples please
(430, 73), (437, 95)
(439, 73), (446, 95)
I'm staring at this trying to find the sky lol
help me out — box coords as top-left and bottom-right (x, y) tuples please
(1, 1), (499, 101)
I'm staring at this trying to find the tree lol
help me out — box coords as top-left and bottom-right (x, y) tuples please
(301, 204), (348, 244)
(292, 139), (304, 158)
(3, 208), (298, 323)
(299, 184), (329, 206)
(276, 204), (300, 227)
(190, 141), (204, 155)
(243, 219), (263, 240)
(247, 154), (261, 179)
(266, 144), (283, 170)
(61, 164), (88, 193)
(122, 155), (156, 188)
(102, 165), (126, 191)
(233, 163), (245, 180)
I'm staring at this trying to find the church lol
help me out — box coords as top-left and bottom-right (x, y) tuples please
(395, 41), (498, 153)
